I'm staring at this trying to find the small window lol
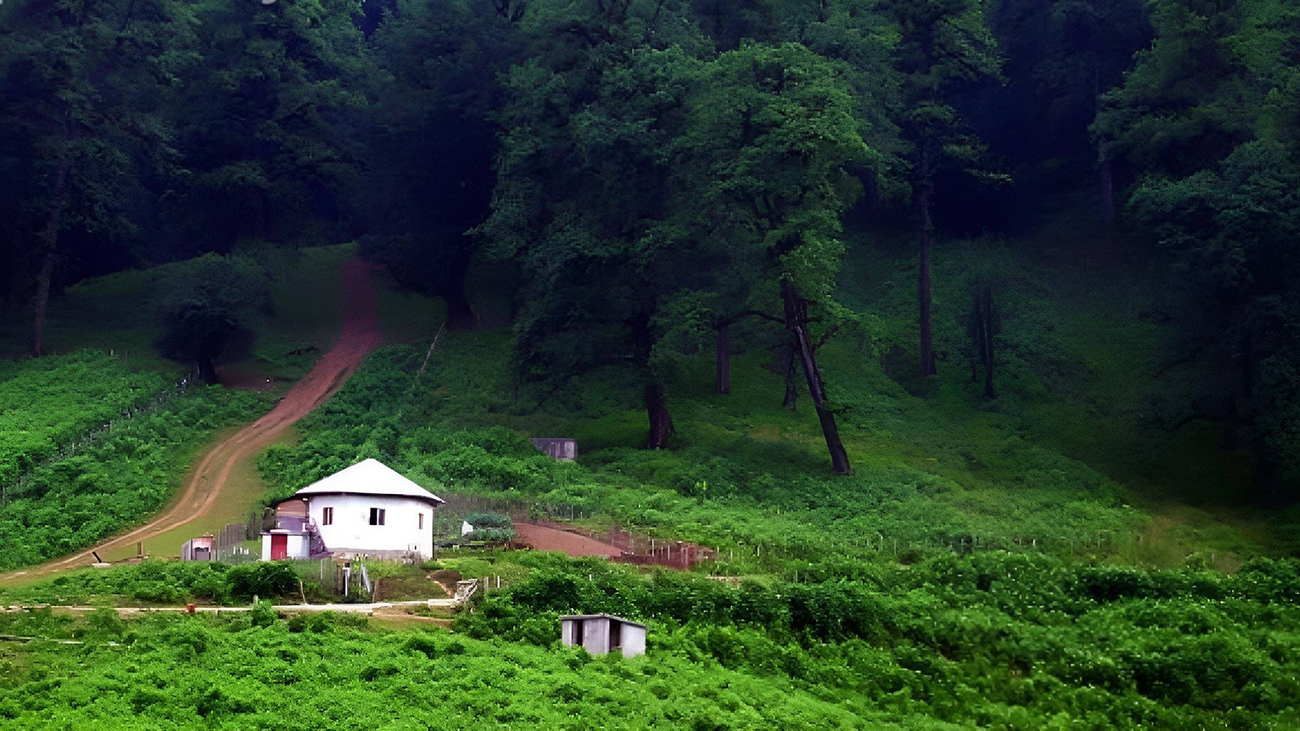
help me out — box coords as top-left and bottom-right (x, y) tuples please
(418, 513), (424, 530)
(369, 508), (386, 526)
(321, 507), (334, 526)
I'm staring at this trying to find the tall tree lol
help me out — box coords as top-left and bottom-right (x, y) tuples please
(678, 42), (876, 474)
(163, 0), (368, 255)
(1096, 0), (1300, 503)
(881, 0), (1002, 377)
(360, 0), (521, 329)
(0, 0), (191, 355)
(480, 4), (709, 449)
(156, 254), (271, 383)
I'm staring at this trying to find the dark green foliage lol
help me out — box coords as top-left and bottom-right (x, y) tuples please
(155, 254), (271, 383)
(224, 563), (300, 603)
(1097, 0), (1300, 503)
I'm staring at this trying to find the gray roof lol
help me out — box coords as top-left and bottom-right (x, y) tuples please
(558, 613), (646, 628)
(293, 459), (444, 506)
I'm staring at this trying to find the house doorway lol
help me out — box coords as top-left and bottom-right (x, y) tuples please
(271, 534), (288, 560)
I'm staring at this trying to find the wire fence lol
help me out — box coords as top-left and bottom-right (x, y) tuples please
(1, 359), (200, 504)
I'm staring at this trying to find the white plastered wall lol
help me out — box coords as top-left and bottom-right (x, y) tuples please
(309, 494), (433, 558)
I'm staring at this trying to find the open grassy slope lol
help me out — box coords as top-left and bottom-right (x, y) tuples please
(247, 227), (1289, 568)
(3, 232), (1298, 727)
(0, 243), (445, 379)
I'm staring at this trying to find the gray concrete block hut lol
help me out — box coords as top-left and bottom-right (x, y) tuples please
(560, 614), (646, 658)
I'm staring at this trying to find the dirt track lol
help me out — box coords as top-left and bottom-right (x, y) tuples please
(513, 523), (624, 558)
(1, 259), (382, 584)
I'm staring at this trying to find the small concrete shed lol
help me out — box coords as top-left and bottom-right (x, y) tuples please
(530, 438), (577, 461)
(560, 614), (646, 658)
(180, 536), (214, 561)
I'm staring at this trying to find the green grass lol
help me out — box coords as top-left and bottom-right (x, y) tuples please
(0, 351), (167, 486)
(2, 551), (1297, 728)
(0, 243), (428, 381)
(0, 385), (267, 573)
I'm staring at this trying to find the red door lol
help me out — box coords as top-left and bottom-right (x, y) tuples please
(270, 534), (288, 560)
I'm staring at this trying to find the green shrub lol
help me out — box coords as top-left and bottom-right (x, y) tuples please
(225, 562), (300, 602)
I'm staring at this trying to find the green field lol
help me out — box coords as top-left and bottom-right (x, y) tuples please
(1, 232), (1297, 727)
(1, 551), (1297, 728)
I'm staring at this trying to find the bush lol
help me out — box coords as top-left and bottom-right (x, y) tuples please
(463, 512), (515, 543)
(225, 562), (300, 602)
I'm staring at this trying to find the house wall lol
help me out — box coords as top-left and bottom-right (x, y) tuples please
(309, 494), (433, 558)
(260, 533), (310, 561)
(620, 624), (647, 658)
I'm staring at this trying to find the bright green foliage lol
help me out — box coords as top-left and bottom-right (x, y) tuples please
(0, 609), (909, 728)
(458, 552), (1300, 727)
(0, 559), (313, 607)
(0, 351), (164, 486)
(3, 552), (1298, 727)
(0, 384), (265, 571)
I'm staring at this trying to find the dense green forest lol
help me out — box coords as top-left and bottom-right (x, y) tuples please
(3, 0), (1300, 726)
(3, 0), (1299, 507)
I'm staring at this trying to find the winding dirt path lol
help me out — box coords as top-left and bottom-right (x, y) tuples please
(1, 259), (382, 584)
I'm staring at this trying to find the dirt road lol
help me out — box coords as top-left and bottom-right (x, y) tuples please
(2, 259), (382, 584)
(513, 523), (625, 558)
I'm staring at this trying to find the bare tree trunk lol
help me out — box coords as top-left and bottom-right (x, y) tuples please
(714, 324), (731, 394)
(783, 283), (850, 474)
(981, 289), (996, 399)
(645, 381), (674, 449)
(783, 344), (799, 411)
(32, 253), (56, 358)
(32, 161), (69, 358)
(917, 185), (937, 377)
(971, 287), (998, 399)
(197, 354), (219, 385)
(632, 314), (673, 449)
(442, 277), (478, 330)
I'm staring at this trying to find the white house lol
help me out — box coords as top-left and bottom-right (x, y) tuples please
(261, 459), (444, 562)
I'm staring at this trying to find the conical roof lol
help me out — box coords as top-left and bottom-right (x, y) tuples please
(293, 459), (444, 506)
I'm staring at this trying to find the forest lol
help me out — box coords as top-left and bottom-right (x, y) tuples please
(3, 0), (1299, 505)
(2, 0), (1300, 726)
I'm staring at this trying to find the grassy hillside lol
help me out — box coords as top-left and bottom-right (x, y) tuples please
(1, 232), (1285, 573)
(3, 231), (1298, 727)
(0, 244), (443, 574)
(2, 552), (1297, 728)
(0, 243), (444, 380)
(252, 230), (1289, 567)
